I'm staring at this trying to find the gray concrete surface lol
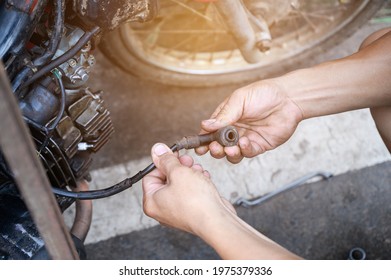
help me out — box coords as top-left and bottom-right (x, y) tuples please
(86, 161), (391, 260)
(64, 5), (391, 255)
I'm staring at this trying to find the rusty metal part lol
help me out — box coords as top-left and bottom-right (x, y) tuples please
(54, 27), (96, 87)
(22, 26), (101, 90)
(55, 115), (82, 158)
(71, 180), (92, 242)
(214, 0), (262, 63)
(72, 0), (159, 30)
(0, 61), (78, 259)
(235, 171), (333, 207)
(175, 125), (239, 150)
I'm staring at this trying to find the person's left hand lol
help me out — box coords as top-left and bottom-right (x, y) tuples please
(143, 144), (301, 260)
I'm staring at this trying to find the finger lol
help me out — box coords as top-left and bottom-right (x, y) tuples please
(238, 136), (265, 158)
(199, 98), (229, 134)
(195, 145), (209, 155)
(201, 92), (243, 132)
(209, 141), (226, 159)
(142, 168), (166, 196)
(179, 154), (194, 167)
(151, 143), (182, 176)
(191, 164), (204, 172)
(224, 145), (243, 164)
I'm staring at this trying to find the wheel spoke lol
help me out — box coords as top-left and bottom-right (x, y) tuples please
(291, 2), (318, 32)
(168, 0), (214, 23)
(120, 0), (373, 74)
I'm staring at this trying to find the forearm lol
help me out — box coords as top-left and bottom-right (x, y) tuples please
(276, 31), (391, 119)
(195, 207), (301, 260)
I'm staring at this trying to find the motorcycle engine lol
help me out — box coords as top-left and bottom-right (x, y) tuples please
(18, 25), (114, 195)
(0, 0), (158, 259)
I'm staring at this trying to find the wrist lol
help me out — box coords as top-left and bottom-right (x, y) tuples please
(272, 67), (329, 119)
(193, 202), (300, 259)
(274, 64), (347, 119)
(190, 201), (234, 238)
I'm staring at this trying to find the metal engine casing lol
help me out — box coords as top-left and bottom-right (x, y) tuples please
(18, 24), (114, 191)
(72, 0), (160, 30)
(25, 87), (114, 191)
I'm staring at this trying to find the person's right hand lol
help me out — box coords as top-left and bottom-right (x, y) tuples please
(195, 80), (304, 163)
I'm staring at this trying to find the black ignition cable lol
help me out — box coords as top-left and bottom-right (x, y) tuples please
(52, 126), (239, 200)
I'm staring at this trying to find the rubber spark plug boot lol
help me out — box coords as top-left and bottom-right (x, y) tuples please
(175, 125), (239, 150)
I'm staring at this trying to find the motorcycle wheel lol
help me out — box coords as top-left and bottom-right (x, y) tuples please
(99, 0), (385, 87)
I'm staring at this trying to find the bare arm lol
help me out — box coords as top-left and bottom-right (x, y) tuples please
(196, 30), (391, 162)
(280, 30), (391, 119)
(196, 206), (301, 259)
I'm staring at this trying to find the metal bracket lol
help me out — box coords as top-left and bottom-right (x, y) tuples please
(235, 171), (333, 208)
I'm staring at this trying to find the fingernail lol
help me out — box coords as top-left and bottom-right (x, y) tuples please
(202, 119), (217, 125)
(153, 144), (170, 156)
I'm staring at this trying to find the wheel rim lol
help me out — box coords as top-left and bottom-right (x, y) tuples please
(119, 0), (371, 75)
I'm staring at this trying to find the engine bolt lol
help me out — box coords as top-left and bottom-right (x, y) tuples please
(68, 59), (77, 68)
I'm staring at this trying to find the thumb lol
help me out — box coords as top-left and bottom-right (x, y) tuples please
(201, 95), (243, 132)
(151, 143), (182, 176)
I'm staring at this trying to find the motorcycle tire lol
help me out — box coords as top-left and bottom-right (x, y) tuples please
(99, 0), (386, 87)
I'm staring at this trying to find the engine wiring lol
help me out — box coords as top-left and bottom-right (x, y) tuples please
(52, 144), (179, 200)
(33, 0), (65, 67)
(48, 69), (66, 132)
(11, 0), (65, 93)
(21, 26), (101, 89)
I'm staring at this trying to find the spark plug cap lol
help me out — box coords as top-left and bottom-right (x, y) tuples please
(175, 125), (239, 150)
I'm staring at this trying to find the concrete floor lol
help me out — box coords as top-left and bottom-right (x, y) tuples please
(63, 6), (391, 259)
(86, 161), (391, 260)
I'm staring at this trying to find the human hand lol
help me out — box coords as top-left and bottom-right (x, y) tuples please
(143, 143), (301, 260)
(195, 80), (304, 163)
(142, 143), (235, 235)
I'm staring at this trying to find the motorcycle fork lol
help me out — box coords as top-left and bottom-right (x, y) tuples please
(213, 0), (271, 64)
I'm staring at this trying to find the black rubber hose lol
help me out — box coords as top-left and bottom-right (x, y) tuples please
(52, 144), (179, 200)
(22, 26), (100, 88)
(33, 0), (65, 67)
(47, 70), (66, 131)
(12, 67), (33, 93)
(12, 0), (65, 93)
